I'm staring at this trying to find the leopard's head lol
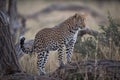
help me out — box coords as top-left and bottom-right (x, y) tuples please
(74, 13), (87, 30)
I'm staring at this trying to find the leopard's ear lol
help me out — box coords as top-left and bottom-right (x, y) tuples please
(74, 13), (79, 18)
(80, 12), (88, 18)
(74, 12), (88, 18)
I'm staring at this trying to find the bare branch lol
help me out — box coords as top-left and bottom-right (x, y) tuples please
(78, 28), (99, 37)
(16, 28), (100, 58)
(20, 3), (106, 23)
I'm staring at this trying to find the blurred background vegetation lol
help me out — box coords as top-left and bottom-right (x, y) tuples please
(17, 0), (120, 76)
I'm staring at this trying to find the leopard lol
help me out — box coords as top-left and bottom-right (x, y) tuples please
(20, 13), (88, 75)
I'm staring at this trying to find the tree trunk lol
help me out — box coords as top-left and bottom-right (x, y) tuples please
(0, 1), (54, 80)
(0, 0), (22, 77)
(0, 0), (6, 12)
(8, 0), (20, 44)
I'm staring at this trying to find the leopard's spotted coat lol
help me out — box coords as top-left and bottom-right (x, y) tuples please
(20, 13), (87, 75)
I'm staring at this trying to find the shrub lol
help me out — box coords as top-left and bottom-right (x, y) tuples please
(74, 14), (120, 60)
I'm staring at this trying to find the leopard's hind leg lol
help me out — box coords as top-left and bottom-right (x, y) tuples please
(37, 51), (49, 75)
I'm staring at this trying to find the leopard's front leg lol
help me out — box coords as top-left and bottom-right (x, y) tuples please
(58, 44), (65, 69)
(66, 39), (75, 64)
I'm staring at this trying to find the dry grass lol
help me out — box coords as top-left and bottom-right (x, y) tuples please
(18, 0), (120, 75)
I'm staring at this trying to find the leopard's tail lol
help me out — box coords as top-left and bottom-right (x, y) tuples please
(20, 37), (33, 54)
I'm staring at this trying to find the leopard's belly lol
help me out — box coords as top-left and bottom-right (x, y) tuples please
(47, 42), (59, 51)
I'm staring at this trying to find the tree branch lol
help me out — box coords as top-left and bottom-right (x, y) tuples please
(20, 3), (106, 24)
(16, 28), (99, 58)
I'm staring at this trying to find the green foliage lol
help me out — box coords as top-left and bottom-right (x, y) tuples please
(100, 14), (120, 47)
(75, 37), (96, 56)
(74, 14), (120, 59)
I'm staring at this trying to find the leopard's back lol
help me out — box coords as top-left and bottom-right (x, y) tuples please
(33, 13), (86, 53)
(33, 27), (64, 52)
